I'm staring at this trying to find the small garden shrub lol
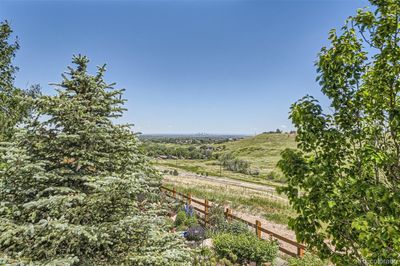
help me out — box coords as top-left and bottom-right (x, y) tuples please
(213, 232), (278, 265)
(175, 210), (187, 227)
(164, 218), (175, 231)
(207, 204), (225, 228)
(217, 221), (250, 235)
(185, 215), (199, 227)
(288, 252), (327, 266)
(193, 247), (235, 266)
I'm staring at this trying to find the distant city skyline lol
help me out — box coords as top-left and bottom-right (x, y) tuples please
(1, 0), (369, 134)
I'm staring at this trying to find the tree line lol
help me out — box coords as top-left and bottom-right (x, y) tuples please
(141, 142), (215, 159)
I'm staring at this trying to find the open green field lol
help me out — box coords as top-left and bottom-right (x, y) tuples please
(163, 182), (295, 225)
(151, 133), (297, 184)
(214, 133), (297, 175)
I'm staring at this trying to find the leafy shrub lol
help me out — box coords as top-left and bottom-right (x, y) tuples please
(264, 171), (286, 183)
(193, 246), (236, 266)
(175, 207), (198, 228)
(185, 215), (199, 227)
(175, 210), (187, 227)
(176, 224), (188, 232)
(249, 168), (260, 176)
(213, 232), (278, 265)
(217, 221), (250, 235)
(218, 258), (235, 266)
(186, 225), (205, 241)
(218, 153), (251, 174)
(193, 246), (215, 265)
(206, 204), (250, 238)
(164, 218), (175, 231)
(206, 204), (225, 228)
(288, 252), (327, 266)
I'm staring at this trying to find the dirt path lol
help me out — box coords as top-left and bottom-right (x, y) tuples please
(157, 166), (289, 203)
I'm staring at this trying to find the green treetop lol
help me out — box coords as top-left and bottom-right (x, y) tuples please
(0, 20), (40, 142)
(0, 55), (191, 265)
(278, 1), (400, 265)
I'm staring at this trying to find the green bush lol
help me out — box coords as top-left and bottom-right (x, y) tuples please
(164, 218), (175, 231)
(185, 215), (199, 227)
(213, 232), (278, 265)
(175, 210), (187, 227)
(206, 204), (225, 228)
(217, 221), (250, 235)
(288, 252), (327, 266)
(192, 247), (235, 266)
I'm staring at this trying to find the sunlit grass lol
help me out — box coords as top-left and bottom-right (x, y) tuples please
(152, 133), (296, 184)
(163, 183), (295, 225)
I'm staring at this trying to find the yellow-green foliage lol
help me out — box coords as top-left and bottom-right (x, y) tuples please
(287, 253), (327, 266)
(216, 133), (297, 175)
(156, 133), (297, 184)
(213, 232), (278, 265)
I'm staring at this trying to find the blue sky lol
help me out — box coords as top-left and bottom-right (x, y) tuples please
(1, 0), (369, 134)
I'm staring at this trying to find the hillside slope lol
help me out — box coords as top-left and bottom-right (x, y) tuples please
(154, 133), (298, 185)
(215, 133), (297, 176)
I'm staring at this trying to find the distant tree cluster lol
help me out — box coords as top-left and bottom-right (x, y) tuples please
(218, 153), (252, 175)
(141, 142), (216, 160)
(139, 135), (242, 145)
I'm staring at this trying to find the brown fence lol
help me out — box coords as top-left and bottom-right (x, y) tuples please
(161, 186), (305, 258)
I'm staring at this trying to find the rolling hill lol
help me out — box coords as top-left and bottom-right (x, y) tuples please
(215, 133), (297, 176)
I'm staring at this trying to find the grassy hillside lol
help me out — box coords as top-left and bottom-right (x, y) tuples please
(153, 133), (297, 185)
(216, 133), (297, 175)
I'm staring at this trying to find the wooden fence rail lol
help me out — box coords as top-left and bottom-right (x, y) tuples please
(160, 186), (305, 258)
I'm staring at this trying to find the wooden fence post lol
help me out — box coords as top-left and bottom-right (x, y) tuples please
(172, 187), (176, 199)
(256, 220), (262, 239)
(204, 199), (209, 225)
(297, 246), (305, 258)
(188, 193), (192, 205)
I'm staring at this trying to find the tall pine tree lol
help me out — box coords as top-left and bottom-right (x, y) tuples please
(0, 55), (191, 265)
(0, 20), (40, 142)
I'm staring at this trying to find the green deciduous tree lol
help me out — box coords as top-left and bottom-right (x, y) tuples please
(0, 20), (40, 142)
(278, 1), (400, 265)
(0, 55), (191, 265)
